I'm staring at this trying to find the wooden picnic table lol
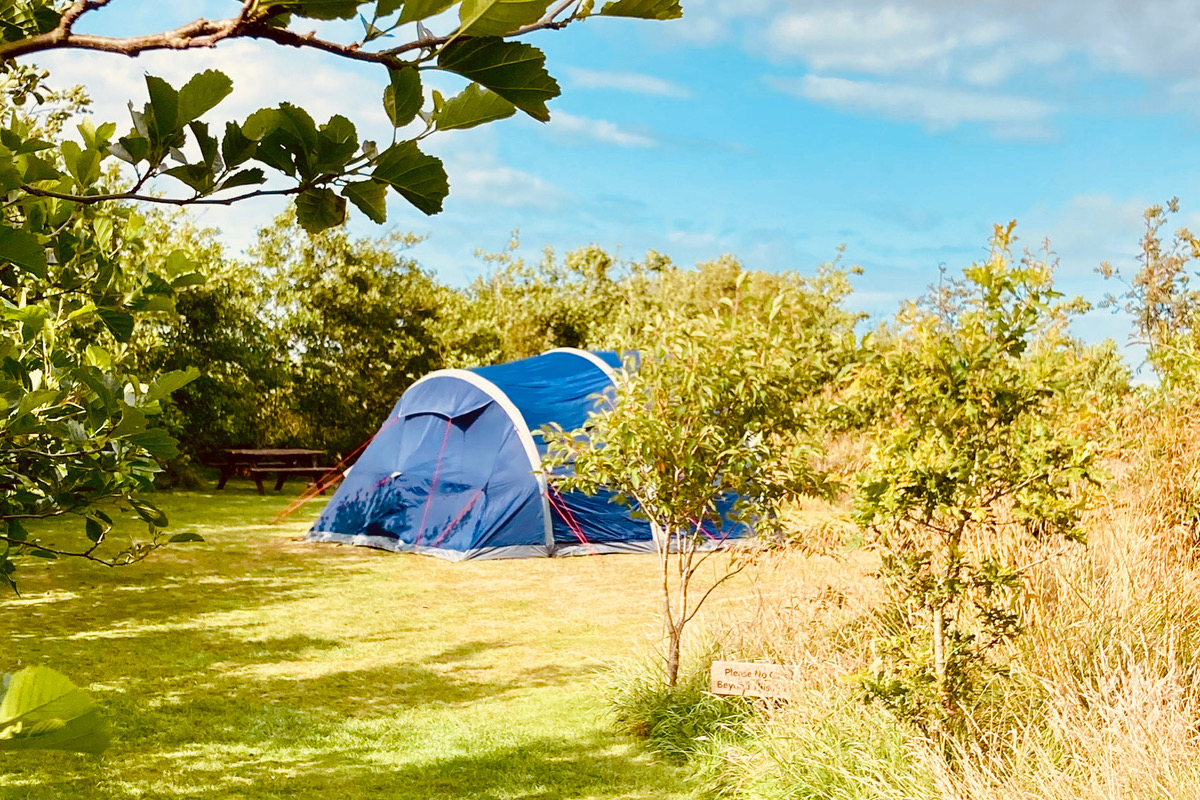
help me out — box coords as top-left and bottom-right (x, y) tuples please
(216, 448), (341, 495)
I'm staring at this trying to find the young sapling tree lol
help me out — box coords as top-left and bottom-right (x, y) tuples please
(853, 223), (1099, 734)
(543, 274), (853, 689)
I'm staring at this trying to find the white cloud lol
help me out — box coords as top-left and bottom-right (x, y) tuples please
(547, 111), (658, 148)
(565, 68), (690, 98)
(769, 74), (1053, 137)
(677, 0), (1200, 117)
(754, 1), (1200, 84)
(665, 0), (775, 44)
(452, 166), (567, 209)
(429, 133), (569, 210)
(766, 6), (968, 74)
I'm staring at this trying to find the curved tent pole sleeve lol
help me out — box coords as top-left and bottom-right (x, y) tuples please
(405, 369), (554, 550)
(542, 347), (618, 382)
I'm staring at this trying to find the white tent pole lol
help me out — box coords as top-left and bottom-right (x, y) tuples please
(408, 370), (554, 550)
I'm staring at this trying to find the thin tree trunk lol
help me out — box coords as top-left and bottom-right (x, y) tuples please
(932, 604), (945, 693)
(654, 520), (678, 689)
(934, 531), (962, 708)
(666, 624), (681, 690)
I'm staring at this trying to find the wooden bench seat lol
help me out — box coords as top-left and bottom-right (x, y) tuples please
(246, 465), (343, 495)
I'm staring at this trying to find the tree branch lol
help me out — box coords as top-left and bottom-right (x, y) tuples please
(0, 2), (586, 67)
(0, 532), (155, 566)
(1, 446), (108, 461)
(0, 15), (242, 61)
(21, 183), (307, 207)
(60, 0), (114, 35)
(683, 563), (747, 627)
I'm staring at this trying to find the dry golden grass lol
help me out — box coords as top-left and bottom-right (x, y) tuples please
(704, 405), (1200, 799)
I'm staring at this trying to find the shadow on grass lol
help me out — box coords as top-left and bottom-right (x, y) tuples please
(3, 728), (689, 800)
(0, 492), (690, 800)
(0, 643), (680, 800)
(172, 729), (687, 800)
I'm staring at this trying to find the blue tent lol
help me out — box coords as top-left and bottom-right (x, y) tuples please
(307, 348), (750, 560)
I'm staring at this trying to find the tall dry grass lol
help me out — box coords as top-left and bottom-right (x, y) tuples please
(702, 401), (1200, 800)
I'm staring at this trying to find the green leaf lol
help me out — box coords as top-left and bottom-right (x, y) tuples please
(145, 368), (200, 403)
(18, 154), (61, 183)
(7, 305), (49, 338)
(0, 666), (109, 755)
(382, 0), (457, 24)
(167, 532), (204, 543)
(254, 104), (320, 178)
(110, 406), (148, 439)
(177, 69), (233, 124)
(436, 83), (516, 131)
(242, 108), (281, 141)
(599, 0), (682, 19)
(76, 367), (116, 412)
(372, 141), (449, 215)
(295, 187), (347, 233)
(161, 249), (195, 278)
(384, 67), (422, 128)
(0, 224), (46, 278)
(437, 38), (560, 122)
(273, 0), (361, 19)
(189, 120), (221, 168)
(112, 134), (149, 164)
(84, 345), (111, 369)
(313, 114), (359, 173)
(59, 139), (99, 187)
(221, 121), (256, 166)
(459, 0), (551, 36)
(128, 427), (181, 459)
(96, 309), (135, 343)
(217, 168), (266, 191)
(129, 498), (170, 527)
(130, 294), (173, 314)
(0, 152), (20, 191)
(342, 179), (388, 224)
(7, 519), (29, 543)
(163, 163), (215, 193)
(84, 517), (104, 543)
(274, 104), (319, 153)
(144, 74), (179, 133)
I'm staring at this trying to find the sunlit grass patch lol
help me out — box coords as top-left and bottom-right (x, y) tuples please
(1, 488), (697, 799)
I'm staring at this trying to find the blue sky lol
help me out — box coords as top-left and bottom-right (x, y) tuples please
(40, 1), (1200, 367)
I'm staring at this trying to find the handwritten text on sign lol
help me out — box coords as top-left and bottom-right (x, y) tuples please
(710, 660), (793, 699)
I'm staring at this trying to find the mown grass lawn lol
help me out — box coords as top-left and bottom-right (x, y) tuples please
(0, 488), (698, 799)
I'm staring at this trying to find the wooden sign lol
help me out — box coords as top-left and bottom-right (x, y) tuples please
(710, 660), (793, 699)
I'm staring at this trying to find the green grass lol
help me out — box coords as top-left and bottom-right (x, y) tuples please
(0, 488), (696, 799)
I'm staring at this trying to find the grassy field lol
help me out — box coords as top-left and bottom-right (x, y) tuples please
(0, 487), (702, 800)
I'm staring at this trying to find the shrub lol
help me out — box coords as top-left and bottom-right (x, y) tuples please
(606, 653), (754, 763)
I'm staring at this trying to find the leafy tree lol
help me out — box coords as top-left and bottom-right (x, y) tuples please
(542, 274), (849, 690)
(0, 75), (203, 586)
(0, 0), (684, 585)
(131, 209), (286, 463)
(852, 223), (1099, 735)
(1100, 197), (1200, 389)
(448, 243), (863, 373)
(445, 238), (663, 364)
(249, 209), (447, 455)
